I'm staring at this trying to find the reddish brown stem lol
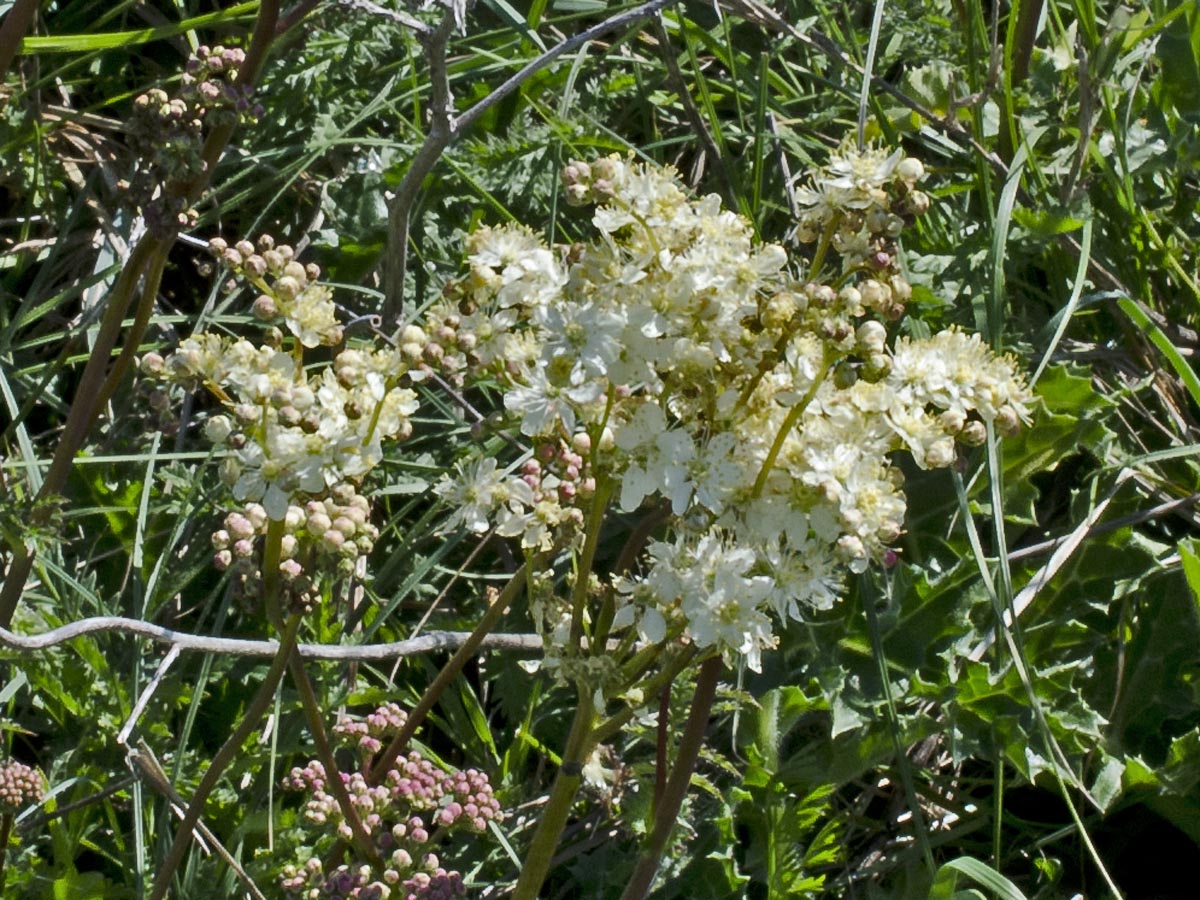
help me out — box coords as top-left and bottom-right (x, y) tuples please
(0, 0), (38, 79)
(619, 656), (722, 900)
(368, 562), (529, 783)
(654, 682), (671, 811)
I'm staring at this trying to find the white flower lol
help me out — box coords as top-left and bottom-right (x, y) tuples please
(435, 457), (533, 534)
(504, 362), (603, 437)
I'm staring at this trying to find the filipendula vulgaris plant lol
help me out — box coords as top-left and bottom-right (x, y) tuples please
(143, 235), (510, 895)
(422, 143), (1033, 896)
(277, 703), (502, 900)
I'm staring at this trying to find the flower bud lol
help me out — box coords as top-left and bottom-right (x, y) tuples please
(274, 276), (301, 301)
(939, 409), (966, 434)
(896, 157), (924, 182)
(140, 352), (166, 377)
(925, 438), (956, 468)
(856, 320), (887, 354)
(960, 420), (988, 446)
(281, 260), (307, 283)
(996, 406), (1021, 436)
(204, 415), (234, 444)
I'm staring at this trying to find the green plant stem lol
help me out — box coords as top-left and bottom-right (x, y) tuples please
(751, 357), (830, 498)
(288, 653), (382, 867)
(368, 561), (530, 782)
(511, 685), (598, 900)
(619, 655), (722, 900)
(861, 576), (935, 874)
(808, 217), (838, 281)
(568, 476), (613, 648)
(592, 646), (700, 748)
(148, 612), (303, 900)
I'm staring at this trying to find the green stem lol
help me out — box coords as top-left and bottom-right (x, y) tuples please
(593, 646), (700, 746)
(511, 686), (598, 900)
(750, 357), (831, 499)
(368, 561), (531, 783)
(861, 576), (935, 874)
(569, 476), (614, 648)
(618, 655), (722, 900)
(148, 612), (303, 900)
(808, 217), (838, 282)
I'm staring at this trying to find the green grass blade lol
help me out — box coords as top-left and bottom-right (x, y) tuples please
(1117, 296), (1200, 411)
(20, 2), (258, 54)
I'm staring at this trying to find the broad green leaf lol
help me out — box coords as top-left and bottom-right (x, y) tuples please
(929, 857), (1030, 900)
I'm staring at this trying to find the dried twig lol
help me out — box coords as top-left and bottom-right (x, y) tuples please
(129, 741), (269, 900)
(0, 617), (542, 659)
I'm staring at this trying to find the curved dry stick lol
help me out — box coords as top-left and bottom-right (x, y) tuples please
(0, 617), (541, 659)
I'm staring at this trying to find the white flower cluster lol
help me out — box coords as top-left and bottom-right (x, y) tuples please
(150, 237), (419, 522)
(144, 236), (422, 610)
(427, 151), (1031, 672)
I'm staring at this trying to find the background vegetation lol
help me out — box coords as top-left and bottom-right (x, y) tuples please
(2, 0), (1199, 897)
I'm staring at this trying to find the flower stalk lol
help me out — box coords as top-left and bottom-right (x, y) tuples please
(148, 611), (303, 900)
(618, 655), (722, 900)
(511, 685), (599, 900)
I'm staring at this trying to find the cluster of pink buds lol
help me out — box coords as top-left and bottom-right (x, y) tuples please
(208, 481), (380, 611)
(334, 702), (408, 756)
(0, 759), (43, 813)
(523, 434), (596, 508)
(279, 705), (502, 899)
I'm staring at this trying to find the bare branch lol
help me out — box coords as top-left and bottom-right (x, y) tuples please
(382, 0), (674, 322)
(1, 617), (542, 659)
(454, 0), (674, 136)
(383, 5), (459, 319)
